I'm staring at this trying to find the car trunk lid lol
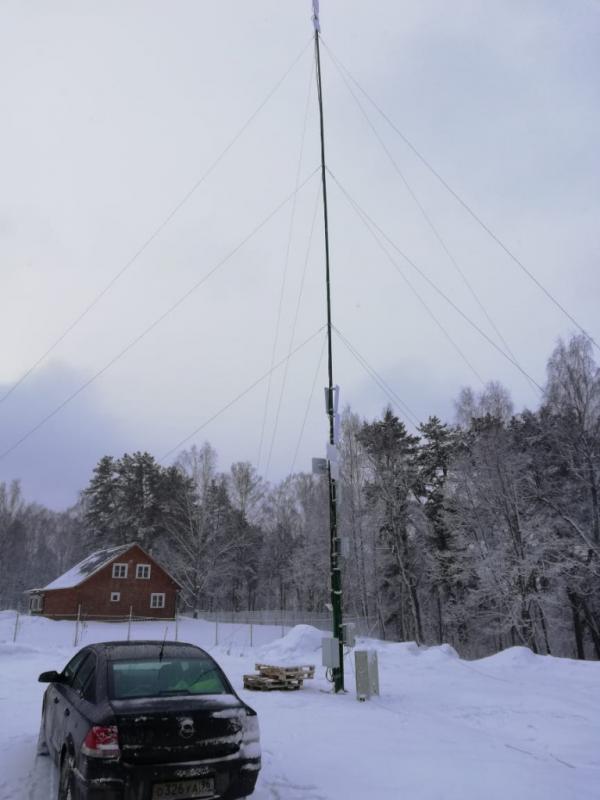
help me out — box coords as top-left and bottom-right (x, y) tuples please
(110, 695), (246, 765)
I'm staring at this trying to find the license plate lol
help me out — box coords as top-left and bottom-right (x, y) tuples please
(152, 778), (214, 799)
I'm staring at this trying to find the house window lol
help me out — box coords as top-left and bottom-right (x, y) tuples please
(136, 564), (151, 579)
(30, 595), (42, 611)
(110, 592), (120, 603)
(112, 563), (128, 579)
(150, 593), (165, 609)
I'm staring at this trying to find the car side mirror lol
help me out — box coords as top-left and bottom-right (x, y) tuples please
(38, 670), (63, 683)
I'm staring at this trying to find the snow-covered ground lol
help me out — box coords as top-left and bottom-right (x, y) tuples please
(0, 611), (598, 800)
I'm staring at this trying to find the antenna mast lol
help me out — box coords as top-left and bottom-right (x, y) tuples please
(312, 0), (344, 693)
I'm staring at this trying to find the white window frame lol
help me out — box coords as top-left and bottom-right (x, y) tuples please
(150, 593), (165, 609)
(110, 592), (120, 603)
(112, 563), (128, 579)
(136, 564), (151, 580)
(30, 595), (42, 611)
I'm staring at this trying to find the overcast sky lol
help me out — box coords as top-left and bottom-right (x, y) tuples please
(1, 0), (599, 509)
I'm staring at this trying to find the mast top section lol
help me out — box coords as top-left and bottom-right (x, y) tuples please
(312, 0), (321, 32)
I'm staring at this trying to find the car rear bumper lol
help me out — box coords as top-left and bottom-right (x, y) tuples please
(73, 757), (260, 800)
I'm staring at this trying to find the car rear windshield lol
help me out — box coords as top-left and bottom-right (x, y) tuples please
(109, 657), (229, 699)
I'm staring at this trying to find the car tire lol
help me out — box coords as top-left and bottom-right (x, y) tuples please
(58, 753), (75, 800)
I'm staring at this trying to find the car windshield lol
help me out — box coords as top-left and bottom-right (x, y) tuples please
(109, 657), (228, 699)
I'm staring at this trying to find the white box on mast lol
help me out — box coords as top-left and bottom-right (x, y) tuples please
(322, 637), (340, 668)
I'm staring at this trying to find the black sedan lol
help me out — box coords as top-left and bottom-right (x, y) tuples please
(37, 641), (261, 799)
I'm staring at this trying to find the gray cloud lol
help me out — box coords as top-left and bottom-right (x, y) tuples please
(0, 363), (128, 509)
(1, 1), (598, 506)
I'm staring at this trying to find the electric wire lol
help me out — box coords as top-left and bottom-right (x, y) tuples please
(258, 55), (315, 476)
(328, 170), (486, 386)
(321, 40), (599, 354)
(334, 326), (420, 427)
(324, 46), (536, 396)
(0, 38), (313, 409)
(329, 169), (545, 393)
(289, 330), (327, 475)
(333, 327), (421, 429)
(160, 326), (326, 463)
(0, 168), (321, 463)
(264, 182), (322, 478)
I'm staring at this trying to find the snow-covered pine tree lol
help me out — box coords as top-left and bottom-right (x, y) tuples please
(417, 416), (461, 644)
(357, 408), (422, 642)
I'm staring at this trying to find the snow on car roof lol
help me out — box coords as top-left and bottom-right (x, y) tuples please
(94, 641), (211, 659)
(41, 543), (134, 590)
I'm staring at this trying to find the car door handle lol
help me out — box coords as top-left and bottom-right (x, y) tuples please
(64, 708), (70, 717)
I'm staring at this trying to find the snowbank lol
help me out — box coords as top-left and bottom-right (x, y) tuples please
(0, 642), (43, 657)
(256, 624), (324, 663)
(477, 645), (540, 666)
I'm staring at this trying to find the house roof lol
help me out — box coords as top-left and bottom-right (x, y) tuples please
(28, 542), (182, 593)
(41, 544), (133, 590)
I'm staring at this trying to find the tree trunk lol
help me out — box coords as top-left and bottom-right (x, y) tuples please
(567, 589), (586, 660)
(580, 596), (600, 659)
(585, 452), (600, 544)
(537, 602), (552, 655)
(393, 544), (423, 644)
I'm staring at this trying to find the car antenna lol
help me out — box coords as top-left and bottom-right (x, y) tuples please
(158, 624), (168, 661)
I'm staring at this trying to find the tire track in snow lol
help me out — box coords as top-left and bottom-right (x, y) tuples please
(254, 747), (328, 800)
(26, 755), (55, 800)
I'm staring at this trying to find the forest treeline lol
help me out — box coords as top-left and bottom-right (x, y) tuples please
(1, 334), (598, 659)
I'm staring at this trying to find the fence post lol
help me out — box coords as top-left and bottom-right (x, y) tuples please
(73, 604), (81, 648)
(174, 612), (179, 642)
(215, 619), (219, 647)
(249, 621), (253, 648)
(127, 606), (133, 642)
(12, 611), (19, 643)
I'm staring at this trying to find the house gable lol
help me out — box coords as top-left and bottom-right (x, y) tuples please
(92, 543), (181, 591)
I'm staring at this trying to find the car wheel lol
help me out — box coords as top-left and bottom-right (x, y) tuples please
(58, 753), (75, 800)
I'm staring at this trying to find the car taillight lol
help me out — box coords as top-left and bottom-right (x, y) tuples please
(81, 725), (120, 759)
(239, 713), (261, 761)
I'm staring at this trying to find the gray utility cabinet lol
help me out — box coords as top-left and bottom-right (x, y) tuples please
(354, 649), (380, 701)
(321, 636), (340, 668)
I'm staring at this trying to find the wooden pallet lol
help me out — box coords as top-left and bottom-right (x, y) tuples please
(254, 663), (315, 680)
(243, 663), (315, 691)
(243, 674), (302, 691)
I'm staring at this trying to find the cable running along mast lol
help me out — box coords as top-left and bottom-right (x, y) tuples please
(313, 0), (344, 693)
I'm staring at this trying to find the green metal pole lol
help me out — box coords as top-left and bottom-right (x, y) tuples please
(313, 8), (344, 693)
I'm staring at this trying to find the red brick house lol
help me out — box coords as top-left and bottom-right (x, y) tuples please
(26, 543), (180, 620)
